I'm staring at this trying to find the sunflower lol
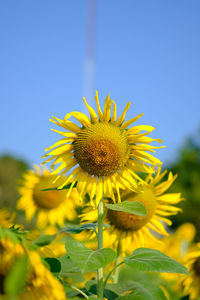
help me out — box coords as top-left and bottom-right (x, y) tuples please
(17, 165), (80, 228)
(148, 223), (196, 287)
(42, 92), (164, 206)
(0, 236), (24, 286)
(81, 167), (182, 254)
(155, 223), (196, 262)
(20, 251), (66, 300)
(0, 235), (66, 300)
(176, 246), (200, 300)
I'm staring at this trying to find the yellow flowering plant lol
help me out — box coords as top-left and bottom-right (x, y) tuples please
(0, 92), (192, 300)
(39, 93), (188, 300)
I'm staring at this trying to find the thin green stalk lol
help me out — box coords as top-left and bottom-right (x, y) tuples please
(97, 178), (104, 300)
(71, 285), (89, 299)
(103, 262), (124, 289)
(113, 242), (121, 283)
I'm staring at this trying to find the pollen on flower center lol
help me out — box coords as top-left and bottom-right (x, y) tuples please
(106, 189), (157, 232)
(32, 176), (65, 210)
(193, 257), (200, 277)
(73, 123), (130, 176)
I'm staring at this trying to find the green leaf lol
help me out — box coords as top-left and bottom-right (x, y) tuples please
(42, 181), (77, 191)
(124, 248), (188, 274)
(58, 255), (81, 274)
(4, 255), (28, 296)
(86, 281), (119, 300)
(65, 237), (116, 273)
(44, 257), (61, 276)
(32, 234), (56, 247)
(105, 201), (146, 216)
(0, 227), (27, 245)
(60, 223), (109, 234)
(108, 282), (153, 300)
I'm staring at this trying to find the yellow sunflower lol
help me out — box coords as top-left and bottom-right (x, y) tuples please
(17, 165), (80, 229)
(42, 92), (164, 206)
(176, 245), (200, 300)
(0, 235), (66, 300)
(148, 223), (196, 287)
(154, 223), (196, 262)
(81, 167), (182, 254)
(0, 236), (24, 281)
(20, 251), (66, 300)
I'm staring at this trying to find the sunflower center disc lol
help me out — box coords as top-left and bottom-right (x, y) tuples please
(193, 257), (200, 277)
(74, 123), (130, 176)
(107, 189), (157, 232)
(33, 176), (65, 209)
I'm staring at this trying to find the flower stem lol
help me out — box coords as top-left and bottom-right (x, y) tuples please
(113, 241), (121, 283)
(71, 286), (89, 299)
(97, 179), (104, 300)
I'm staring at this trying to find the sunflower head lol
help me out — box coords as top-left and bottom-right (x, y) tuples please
(20, 251), (67, 300)
(42, 92), (164, 205)
(81, 167), (182, 253)
(0, 236), (25, 296)
(32, 175), (66, 209)
(107, 188), (157, 231)
(176, 247), (200, 300)
(74, 123), (130, 176)
(17, 166), (80, 228)
(0, 234), (66, 300)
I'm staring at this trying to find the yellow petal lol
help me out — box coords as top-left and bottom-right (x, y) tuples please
(127, 125), (155, 134)
(45, 137), (75, 151)
(69, 112), (91, 127)
(121, 113), (144, 129)
(115, 102), (131, 126)
(157, 193), (182, 204)
(111, 100), (117, 123)
(50, 116), (80, 133)
(103, 95), (112, 122)
(83, 97), (98, 123)
(95, 91), (103, 121)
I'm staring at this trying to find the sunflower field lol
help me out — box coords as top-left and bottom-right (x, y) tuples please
(1, 93), (200, 300)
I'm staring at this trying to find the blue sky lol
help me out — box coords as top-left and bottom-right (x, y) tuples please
(1, 0), (200, 167)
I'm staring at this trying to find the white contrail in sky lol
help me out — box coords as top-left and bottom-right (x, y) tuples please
(82, 0), (96, 113)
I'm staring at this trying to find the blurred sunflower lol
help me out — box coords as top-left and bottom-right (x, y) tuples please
(156, 223), (196, 262)
(42, 92), (164, 206)
(0, 234), (66, 300)
(177, 246), (200, 300)
(20, 251), (66, 300)
(0, 236), (24, 285)
(81, 167), (182, 254)
(17, 165), (80, 228)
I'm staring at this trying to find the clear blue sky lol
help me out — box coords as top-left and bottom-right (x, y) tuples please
(1, 0), (200, 167)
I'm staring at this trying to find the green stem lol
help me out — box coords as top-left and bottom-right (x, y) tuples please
(113, 241), (121, 283)
(71, 285), (89, 299)
(97, 179), (104, 300)
(103, 262), (124, 289)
